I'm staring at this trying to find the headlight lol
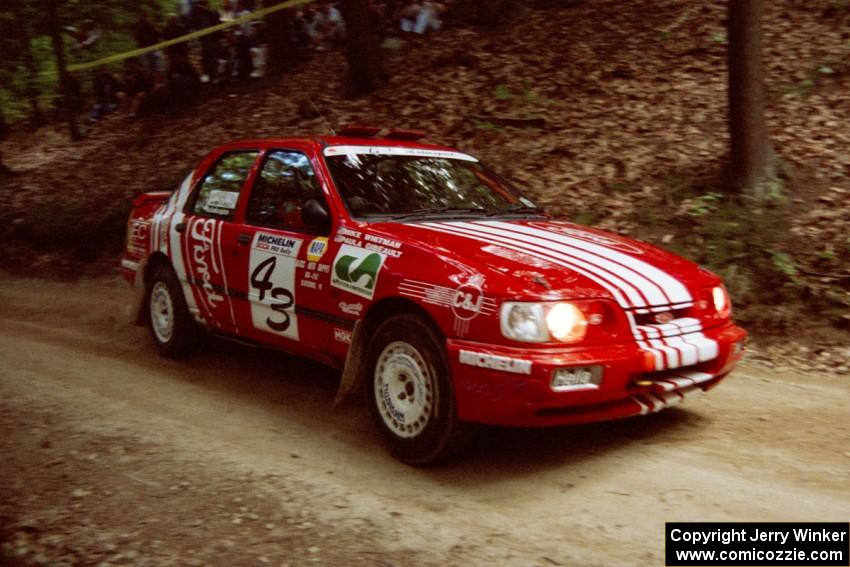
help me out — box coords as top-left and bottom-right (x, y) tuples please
(501, 302), (588, 343)
(712, 285), (730, 316)
(500, 303), (548, 342)
(546, 303), (587, 341)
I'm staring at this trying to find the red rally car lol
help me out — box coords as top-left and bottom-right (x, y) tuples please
(122, 127), (747, 464)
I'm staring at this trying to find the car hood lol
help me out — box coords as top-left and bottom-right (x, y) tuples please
(366, 218), (718, 311)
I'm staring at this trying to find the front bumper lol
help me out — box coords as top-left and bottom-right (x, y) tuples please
(446, 322), (747, 427)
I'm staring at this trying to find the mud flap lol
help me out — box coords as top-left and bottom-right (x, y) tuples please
(334, 320), (366, 408)
(130, 257), (149, 326)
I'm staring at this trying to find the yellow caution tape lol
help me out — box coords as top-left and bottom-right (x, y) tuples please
(66, 0), (314, 73)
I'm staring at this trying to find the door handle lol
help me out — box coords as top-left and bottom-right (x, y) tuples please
(237, 233), (252, 245)
(175, 222), (186, 233)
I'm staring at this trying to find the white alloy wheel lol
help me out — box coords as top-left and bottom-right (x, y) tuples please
(373, 340), (435, 439)
(150, 281), (175, 344)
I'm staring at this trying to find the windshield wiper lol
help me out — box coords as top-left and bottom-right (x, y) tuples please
(487, 204), (544, 216)
(392, 206), (489, 221)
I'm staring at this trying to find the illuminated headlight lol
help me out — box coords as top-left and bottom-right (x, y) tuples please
(712, 285), (730, 316)
(500, 302), (588, 343)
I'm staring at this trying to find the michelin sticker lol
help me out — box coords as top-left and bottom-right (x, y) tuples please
(331, 244), (386, 300)
(458, 350), (532, 375)
(254, 232), (302, 257)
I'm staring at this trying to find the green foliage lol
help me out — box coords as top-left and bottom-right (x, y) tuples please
(686, 191), (723, 218)
(710, 31), (726, 44)
(644, 176), (850, 332)
(0, 0), (181, 124)
(494, 84), (514, 101)
(770, 251), (799, 280)
(571, 210), (601, 226)
(473, 120), (501, 131)
(490, 82), (554, 124)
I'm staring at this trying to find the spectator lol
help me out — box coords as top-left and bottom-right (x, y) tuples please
(218, 0), (238, 80)
(89, 70), (120, 121)
(162, 14), (191, 71)
(400, 0), (444, 34)
(220, 0), (236, 22)
(301, 6), (325, 48)
(323, 2), (346, 46)
(133, 12), (162, 74)
(233, 0), (255, 78)
(167, 57), (201, 106)
(118, 58), (154, 117)
(66, 19), (101, 52)
(191, 0), (223, 83)
(294, 8), (313, 49)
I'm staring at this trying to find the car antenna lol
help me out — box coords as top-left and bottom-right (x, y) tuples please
(309, 97), (336, 136)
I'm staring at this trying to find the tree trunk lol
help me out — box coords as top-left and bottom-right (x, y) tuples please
(339, 0), (384, 97)
(45, 0), (80, 141)
(264, 0), (297, 76)
(727, 0), (773, 192)
(0, 107), (10, 176)
(14, 0), (45, 127)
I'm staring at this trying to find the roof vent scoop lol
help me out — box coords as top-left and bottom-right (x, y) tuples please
(384, 129), (427, 141)
(337, 125), (382, 138)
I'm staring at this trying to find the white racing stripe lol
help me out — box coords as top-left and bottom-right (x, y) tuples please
(424, 222), (638, 308)
(454, 221), (663, 307)
(661, 335), (699, 367)
(170, 173), (202, 322)
(645, 394), (666, 412)
(633, 396), (651, 415)
(484, 221), (692, 306)
(661, 391), (684, 406)
(215, 219), (237, 331)
(323, 145), (479, 162)
(418, 221), (719, 373)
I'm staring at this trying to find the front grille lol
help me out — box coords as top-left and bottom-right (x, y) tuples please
(632, 307), (691, 326)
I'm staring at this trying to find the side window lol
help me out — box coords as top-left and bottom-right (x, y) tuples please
(192, 151), (259, 219)
(245, 150), (324, 232)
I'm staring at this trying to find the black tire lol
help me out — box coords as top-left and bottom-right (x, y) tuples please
(366, 313), (476, 465)
(147, 264), (198, 358)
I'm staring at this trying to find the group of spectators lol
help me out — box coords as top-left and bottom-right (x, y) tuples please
(84, 0), (449, 122)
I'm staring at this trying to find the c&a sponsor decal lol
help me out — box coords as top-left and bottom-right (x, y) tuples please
(398, 274), (496, 336)
(331, 244), (386, 300)
(458, 350), (532, 375)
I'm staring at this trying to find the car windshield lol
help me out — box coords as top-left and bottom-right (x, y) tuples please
(323, 148), (540, 220)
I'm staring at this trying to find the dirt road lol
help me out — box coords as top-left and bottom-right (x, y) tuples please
(1, 275), (848, 567)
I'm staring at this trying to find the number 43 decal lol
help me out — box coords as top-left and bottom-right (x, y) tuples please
(250, 256), (298, 337)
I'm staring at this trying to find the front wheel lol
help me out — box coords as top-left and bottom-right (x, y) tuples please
(148, 264), (198, 358)
(366, 313), (476, 465)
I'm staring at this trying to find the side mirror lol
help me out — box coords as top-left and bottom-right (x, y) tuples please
(301, 199), (330, 229)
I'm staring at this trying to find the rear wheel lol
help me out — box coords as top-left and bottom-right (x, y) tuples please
(148, 264), (197, 358)
(366, 313), (476, 465)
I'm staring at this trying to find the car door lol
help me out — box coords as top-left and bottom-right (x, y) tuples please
(177, 149), (260, 335)
(231, 148), (335, 358)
